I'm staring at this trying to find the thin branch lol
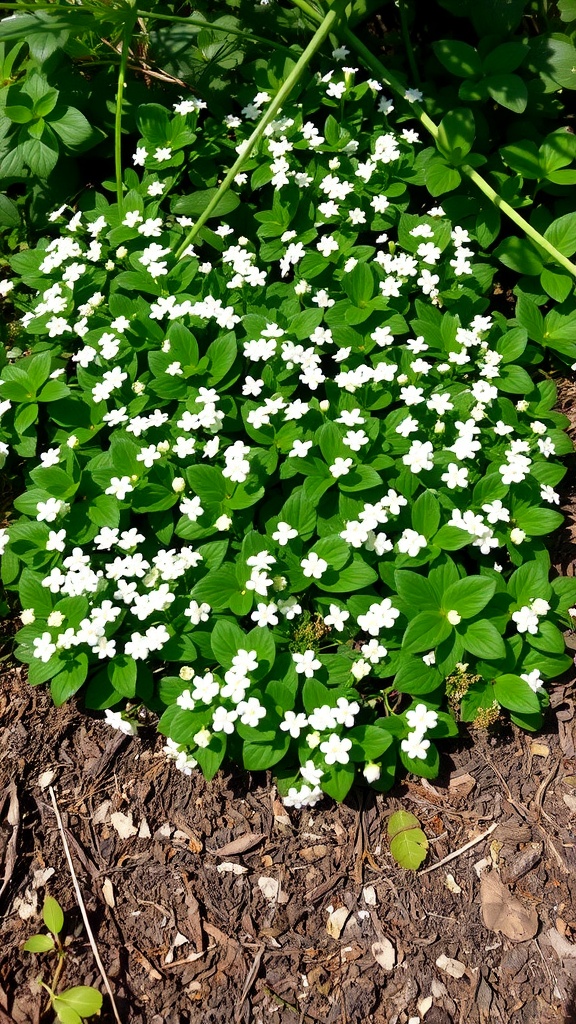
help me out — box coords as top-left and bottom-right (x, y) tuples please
(48, 787), (123, 1024)
(418, 821), (499, 876)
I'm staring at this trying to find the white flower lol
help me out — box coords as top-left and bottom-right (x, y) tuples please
(251, 602), (279, 627)
(441, 463), (468, 489)
(401, 733), (430, 760)
(402, 440), (434, 473)
(282, 784), (323, 809)
(521, 669), (544, 693)
(280, 711), (308, 738)
(36, 498), (63, 523)
(104, 710), (137, 736)
(446, 609), (461, 625)
(511, 606), (539, 634)
(405, 704), (438, 734)
(212, 706), (238, 734)
(236, 697), (266, 727)
(319, 733), (352, 766)
(482, 500), (510, 524)
(510, 528), (526, 545)
(330, 457), (353, 478)
(351, 659), (371, 680)
(32, 632), (57, 663)
(397, 529), (427, 558)
(300, 760), (324, 786)
(105, 477), (134, 500)
(289, 439), (313, 458)
(293, 650), (321, 678)
(541, 485), (560, 505)
(531, 598), (550, 616)
(323, 604), (350, 631)
(363, 763), (381, 783)
(272, 521), (298, 546)
(301, 553), (328, 579)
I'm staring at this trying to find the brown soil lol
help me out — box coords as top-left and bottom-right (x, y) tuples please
(2, 662), (576, 1024)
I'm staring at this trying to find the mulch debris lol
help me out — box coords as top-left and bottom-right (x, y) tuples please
(2, 661), (576, 1024)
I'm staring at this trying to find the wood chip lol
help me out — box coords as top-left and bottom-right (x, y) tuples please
(363, 885), (377, 906)
(110, 812), (138, 839)
(563, 793), (576, 814)
(371, 938), (396, 971)
(448, 772), (476, 799)
(102, 878), (115, 908)
(445, 873), (462, 894)
(326, 906), (350, 939)
(211, 833), (265, 857)
(257, 877), (279, 902)
(502, 843), (542, 884)
(530, 742), (549, 758)
(480, 869), (538, 942)
(435, 954), (467, 979)
(545, 927), (576, 959)
(216, 862), (248, 875)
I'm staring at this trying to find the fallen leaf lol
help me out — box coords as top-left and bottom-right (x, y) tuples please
(138, 818), (151, 839)
(110, 812), (138, 839)
(300, 844), (328, 861)
(435, 953), (466, 979)
(530, 742), (549, 758)
(164, 931), (188, 965)
(445, 873), (462, 894)
(563, 793), (576, 814)
(32, 868), (55, 889)
(257, 877), (279, 902)
(418, 995), (433, 1016)
(326, 906), (350, 939)
(545, 927), (576, 959)
(371, 938), (396, 971)
(448, 772), (476, 799)
(102, 878), (115, 908)
(93, 801), (111, 825)
(480, 869), (539, 942)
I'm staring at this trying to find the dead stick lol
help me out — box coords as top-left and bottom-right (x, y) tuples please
(48, 787), (123, 1024)
(418, 822), (499, 877)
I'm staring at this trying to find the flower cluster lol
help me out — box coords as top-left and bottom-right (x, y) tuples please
(1, 65), (575, 805)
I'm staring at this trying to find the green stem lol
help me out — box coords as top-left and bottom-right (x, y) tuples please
(115, 9), (137, 213)
(135, 9), (291, 51)
(398, 0), (420, 87)
(288, 0), (576, 280)
(174, 0), (348, 261)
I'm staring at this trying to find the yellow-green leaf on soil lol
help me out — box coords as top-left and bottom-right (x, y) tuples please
(388, 810), (429, 870)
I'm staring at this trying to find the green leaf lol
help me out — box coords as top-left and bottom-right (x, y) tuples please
(210, 619), (247, 668)
(320, 761), (355, 802)
(52, 986), (103, 1018)
(499, 141), (542, 179)
(482, 42), (528, 75)
(348, 724), (393, 761)
(243, 733), (289, 771)
(23, 933), (55, 953)
(425, 158), (462, 196)
(402, 611), (452, 654)
(496, 237), (544, 276)
(514, 508), (564, 536)
(21, 126), (59, 177)
(514, 291), (545, 342)
(190, 565), (240, 610)
(173, 188), (240, 219)
(51, 655), (89, 706)
(107, 656), (137, 699)
(207, 333), (237, 384)
(493, 674), (541, 714)
(443, 577), (496, 618)
(433, 39), (482, 78)
(460, 619), (506, 659)
(411, 490), (440, 538)
(48, 106), (93, 149)
(43, 895), (64, 936)
(543, 212), (576, 258)
(394, 570), (439, 611)
(388, 810), (428, 870)
(54, 1006), (82, 1024)
(485, 73), (527, 113)
(278, 488), (316, 539)
(343, 262), (375, 305)
(393, 656), (443, 695)
(136, 102), (171, 144)
(436, 108), (475, 163)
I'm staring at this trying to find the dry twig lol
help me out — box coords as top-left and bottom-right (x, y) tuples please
(48, 787), (123, 1024)
(418, 822), (499, 876)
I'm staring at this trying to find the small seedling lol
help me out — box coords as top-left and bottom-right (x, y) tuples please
(23, 895), (103, 1024)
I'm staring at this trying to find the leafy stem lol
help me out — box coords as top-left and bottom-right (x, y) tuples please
(115, 6), (138, 213)
(175, 0), (348, 260)
(289, 0), (576, 281)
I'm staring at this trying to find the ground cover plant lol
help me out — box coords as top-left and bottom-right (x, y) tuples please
(1, 0), (576, 811)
